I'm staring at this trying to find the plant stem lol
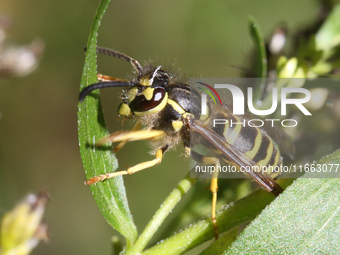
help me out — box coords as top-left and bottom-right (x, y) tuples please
(125, 173), (196, 254)
(142, 179), (294, 255)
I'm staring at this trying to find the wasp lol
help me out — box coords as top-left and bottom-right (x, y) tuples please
(79, 46), (294, 240)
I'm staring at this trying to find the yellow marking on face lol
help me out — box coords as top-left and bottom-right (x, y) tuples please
(258, 139), (274, 167)
(127, 87), (138, 102)
(143, 87), (154, 101)
(226, 115), (242, 145)
(172, 120), (184, 132)
(118, 103), (132, 116)
(139, 77), (151, 86)
(134, 93), (169, 116)
(245, 128), (262, 159)
(168, 99), (185, 114)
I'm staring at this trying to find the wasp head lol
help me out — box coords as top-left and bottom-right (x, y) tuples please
(118, 66), (170, 117)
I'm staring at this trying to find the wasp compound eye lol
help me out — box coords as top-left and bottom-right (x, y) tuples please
(130, 88), (166, 112)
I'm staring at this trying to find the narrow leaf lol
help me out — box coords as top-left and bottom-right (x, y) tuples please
(249, 16), (267, 102)
(249, 16), (268, 79)
(77, 0), (137, 246)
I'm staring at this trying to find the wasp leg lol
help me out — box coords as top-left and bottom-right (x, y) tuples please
(191, 151), (220, 240)
(96, 129), (165, 146)
(210, 168), (219, 240)
(97, 73), (128, 82)
(113, 122), (142, 153)
(85, 146), (168, 185)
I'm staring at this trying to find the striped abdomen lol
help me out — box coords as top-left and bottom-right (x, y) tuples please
(203, 109), (282, 176)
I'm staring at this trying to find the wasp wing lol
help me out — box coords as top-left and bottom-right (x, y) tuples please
(191, 120), (283, 196)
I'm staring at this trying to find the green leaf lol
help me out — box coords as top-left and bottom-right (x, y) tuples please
(249, 16), (267, 79)
(316, 4), (340, 53)
(77, 0), (137, 247)
(143, 179), (293, 255)
(224, 149), (340, 254)
(249, 16), (267, 102)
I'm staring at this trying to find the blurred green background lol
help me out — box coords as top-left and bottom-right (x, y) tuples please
(0, 0), (320, 254)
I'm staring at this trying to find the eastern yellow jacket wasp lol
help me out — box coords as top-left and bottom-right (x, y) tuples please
(79, 46), (294, 239)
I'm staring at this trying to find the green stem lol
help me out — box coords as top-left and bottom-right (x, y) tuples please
(125, 173), (196, 254)
(142, 179), (294, 255)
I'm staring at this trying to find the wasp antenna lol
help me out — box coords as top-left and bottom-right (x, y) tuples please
(79, 81), (135, 102)
(96, 46), (143, 77)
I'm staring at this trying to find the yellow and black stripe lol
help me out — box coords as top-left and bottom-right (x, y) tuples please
(204, 110), (282, 176)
